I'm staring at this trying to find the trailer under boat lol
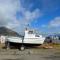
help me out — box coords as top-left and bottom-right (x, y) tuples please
(7, 42), (42, 49)
(6, 28), (45, 50)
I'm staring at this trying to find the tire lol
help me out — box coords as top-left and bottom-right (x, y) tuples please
(20, 45), (25, 51)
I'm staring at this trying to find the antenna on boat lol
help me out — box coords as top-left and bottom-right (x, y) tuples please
(25, 24), (30, 30)
(26, 28), (27, 30)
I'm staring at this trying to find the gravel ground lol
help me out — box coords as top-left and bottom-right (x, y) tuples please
(0, 48), (60, 60)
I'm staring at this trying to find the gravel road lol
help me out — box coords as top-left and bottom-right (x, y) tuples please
(0, 48), (60, 60)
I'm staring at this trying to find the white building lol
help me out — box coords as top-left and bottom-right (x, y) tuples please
(0, 35), (6, 44)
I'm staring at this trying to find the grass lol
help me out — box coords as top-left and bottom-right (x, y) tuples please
(0, 43), (60, 49)
(0, 43), (5, 47)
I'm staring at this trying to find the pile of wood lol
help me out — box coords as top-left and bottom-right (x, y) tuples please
(36, 43), (53, 49)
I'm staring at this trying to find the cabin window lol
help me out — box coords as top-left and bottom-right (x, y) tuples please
(28, 31), (33, 34)
(35, 35), (39, 37)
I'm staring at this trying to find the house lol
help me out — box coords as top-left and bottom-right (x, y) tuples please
(45, 35), (60, 44)
(0, 35), (6, 44)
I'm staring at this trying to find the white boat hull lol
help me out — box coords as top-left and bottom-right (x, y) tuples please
(7, 37), (22, 43)
(24, 38), (45, 44)
(7, 37), (45, 44)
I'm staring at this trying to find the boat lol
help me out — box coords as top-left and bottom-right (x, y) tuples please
(6, 28), (45, 50)
(24, 28), (45, 44)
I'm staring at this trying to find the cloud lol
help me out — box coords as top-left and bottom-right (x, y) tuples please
(0, 0), (20, 29)
(41, 24), (47, 28)
(0, 0), (42, 33)
(16, 8), (41, 33)
(20, 8), (41, 25)
(41, 17), (60, 28)
(49, 17), (60, 27)
(41, 17), (60, 34)
(40, 17), (60, 34)
(25, 9), (40, 20)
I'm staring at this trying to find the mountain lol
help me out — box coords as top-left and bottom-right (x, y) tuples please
(0, 27), (23, 37)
